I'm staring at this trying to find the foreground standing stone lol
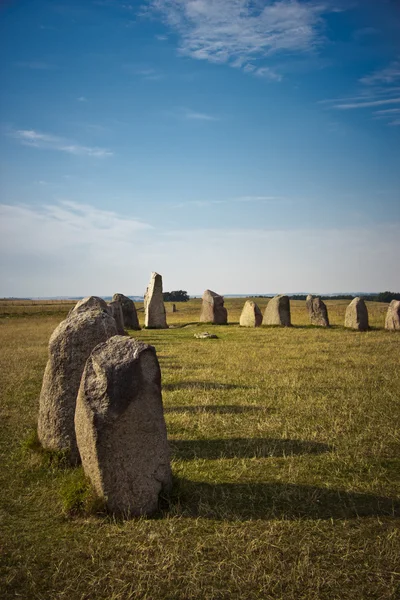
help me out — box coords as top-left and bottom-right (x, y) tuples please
(112, 293), (140, 330)
(239, 300), (262, 327)
(385, 300), (400, 331)
(199, 290), (227, 324)
(345, 297), (369, 331)
(306, 295), (330, 327)
(107, 300), (126, 335)
(144, 272), (167, 329)
(69, 296), (108, 316)
(262, 295), (291, 326)
(37, 308), (118, 463)
(75, 336), (172, 517)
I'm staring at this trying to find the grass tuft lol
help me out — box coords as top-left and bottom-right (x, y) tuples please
(59, 469), (106, 516)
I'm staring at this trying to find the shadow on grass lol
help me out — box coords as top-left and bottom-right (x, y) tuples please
(164, 381), (252, 391)
(170, 438), (331, 459)
(165, 405), (272, 415)
(171, 479), (400, 520)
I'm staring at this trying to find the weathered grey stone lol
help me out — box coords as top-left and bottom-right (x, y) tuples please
(262, 295), (291, 326)
(107, 301), (126, 335)
(306, 295), (330, 327)
(239, 300), (262, 327)
(385, 300), (400, 331)
(344, 297), (369, 331)
(69, 296), (108, 316)
(37, 308), (118, 463)
(144, 272), (167, 329)
(170, 303), (177, 313)
(112, 293), (140, 330)
(194, 332), (218, 339)
(75, 336), (172, 517)
(199, 290), (227, 324)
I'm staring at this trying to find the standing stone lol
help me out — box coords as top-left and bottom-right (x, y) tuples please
(306, 295), (330, 327)
(75, 336), (172, 517)
(144, 272), (167, 329)
(37, 308), (118, 464)
(199, 290), (228, 324)
(385, 300), (400, 331)
(107, 301), (126, 335)
(262, 295), (291, 326)
(69, 296), (108, 316)
(239, 300), (262, 327)
(112, 293), (140, 330)
(345, 297), (369, 331)
(171, 303), (177, 313)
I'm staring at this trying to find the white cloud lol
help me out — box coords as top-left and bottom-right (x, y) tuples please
(1, 201), (399, 296)
(184, 108), (218, 121)
(147, 0), (330, 77)
(360, 60), (400, 86)
(334, 97), (400, 110)
(10, 128), (113, 158)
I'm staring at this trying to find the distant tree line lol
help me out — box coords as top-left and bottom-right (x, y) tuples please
(255, 292), (400, 303)
(163, 290), (190, 302)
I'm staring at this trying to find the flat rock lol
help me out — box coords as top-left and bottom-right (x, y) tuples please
(385, 300), (400, 331)
(345, 297), (369, 331)
(112, 293), (140, 330)
(262, 295), (291, 326)
(75, 336), (172, 517)
(306, 295), (330, 327)
(199, 290), (227, 324)
(37, 308), (118, 463)
(144, 272), (168, 329)
(239, 300), (262, 327)
(194, 332), (218, 339)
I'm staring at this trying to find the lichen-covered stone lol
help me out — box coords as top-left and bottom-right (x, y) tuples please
(239, 300), (262, 327)
(108, 300), (126, 335)
(144, 272), (167, 329)
(199, 290), (227, 324)
(69, 296), (108, 316)
(306, 295), (330, 327)
(385, 300), (400, 331)
(112, 293), (140, 330)
(262, 295), (291, 326)
(75, 336), (172, 517)
(344, 297), (369, 331)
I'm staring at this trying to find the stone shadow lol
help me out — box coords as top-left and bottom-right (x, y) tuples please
(165, 405), (273, 415)
(164, 381), (252, 391)
(170, 438), (332, 460)
(170, 479), (400, 521)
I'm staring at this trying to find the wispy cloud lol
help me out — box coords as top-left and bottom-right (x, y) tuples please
(171, 195), (285, 208)
(334, 98), (400, 110)
(124, 64), (165, 80)
(77, 96), (88, 102)
(10, 128), (113, 158)
(184, 108), (218, 121)
(147, 0), (333, 78)
(360, 60), (400, 86)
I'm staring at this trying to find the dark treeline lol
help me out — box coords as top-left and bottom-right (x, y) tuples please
(163, 290), (190, 302)
(255, 292), (400, 303)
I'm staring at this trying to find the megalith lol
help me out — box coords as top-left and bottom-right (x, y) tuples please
(107, 300), (126, 335)
(262, 295), (291, 326)
(75, 336), (172, 517)
(199, 290), (227, 324)
(239, 300), (262, 327)
(37, 308), (118, 463)
(385, 300), (400, 331)
(69, 296), (108, 316)
(306, 295), (330, 327)
(144, 272), (167, 329)
(344, 297), (369, 331)
(112, 293), (140, 330)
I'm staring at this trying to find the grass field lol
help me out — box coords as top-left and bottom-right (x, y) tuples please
(0, 298), (399, 599)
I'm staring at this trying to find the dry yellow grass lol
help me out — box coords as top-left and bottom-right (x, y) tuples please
(0, 298), (399, 599)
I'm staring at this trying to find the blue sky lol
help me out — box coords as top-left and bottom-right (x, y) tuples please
(1, 0), (399, 296)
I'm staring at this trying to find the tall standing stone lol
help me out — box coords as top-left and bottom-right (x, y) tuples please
(345, 297), (369, 331)
(306, 295), (330, 327)
(262, 295), (291, 326)
(37, 308), (118, 464)
(385, 300), (400, 331)
(112, 293), (140, 330)
(107, 300), (126, 335)
(199, 290), (227, 324)
(239, 300), (262, 327)
(144, 272), (167, 329)
(75, 336), (172, 517)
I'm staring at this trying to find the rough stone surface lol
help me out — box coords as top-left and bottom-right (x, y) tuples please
(194, 332), (218, 339)
(262, 295), (291, 326)
(385, 300), (400, 331)
(239, 300), (263, 327)
(69, 296), (108, 316)
(306, 295), (330, 327)
(199, 290), (228, 324)
(75, 336), (172, 517)
(37, 308), (118, 463)
(344, 297), (369, 331)
(107, 301), (126, 335)
(144, 272), (167, 329)
(112, 293), (140, 330)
